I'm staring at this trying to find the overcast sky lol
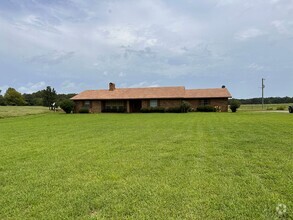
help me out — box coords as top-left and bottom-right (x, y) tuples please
(0, 0), (293, 98)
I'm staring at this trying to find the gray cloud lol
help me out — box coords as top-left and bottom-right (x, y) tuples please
(0, 0), (293, 98)
(18, 81), (46, 94)
(28, 50), (75, 65)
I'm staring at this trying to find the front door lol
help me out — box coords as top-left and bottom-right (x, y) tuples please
(129, 100), (142, 113)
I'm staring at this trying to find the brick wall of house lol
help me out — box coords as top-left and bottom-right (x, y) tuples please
(187, 99), (200, 111)
(73, 101), (83, 113)
(185, 98), (229, 112)
(91, 100), (102, 113)
(138, 99), (183, 109)
(73, 100), (102, 113)
(210, 98), (229, 112)
(159, 99), (182, 108)
(73, 98), (229, 113)
(134, 98), (228, 111)
(141, 100), (149, 108)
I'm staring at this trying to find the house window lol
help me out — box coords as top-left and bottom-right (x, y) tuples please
(84, 101), (91, 107)
(150, 99), (158, 107)
(104, 100), (125, 112)
(200, 99), (210, 106)
(105, 100), (124, 108)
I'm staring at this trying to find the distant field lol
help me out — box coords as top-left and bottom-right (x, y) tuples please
(0, 112), (292, 219)
(238, 103), (292, 111)
(0, 106), (50, 118)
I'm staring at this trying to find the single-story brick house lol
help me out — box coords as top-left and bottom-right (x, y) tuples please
(71, 83), (232, 113)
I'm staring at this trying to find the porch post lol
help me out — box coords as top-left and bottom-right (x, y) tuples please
(126, 100), (130, 113)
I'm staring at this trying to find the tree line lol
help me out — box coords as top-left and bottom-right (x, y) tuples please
(231, 97), (293, 105)
(0, 86), (292, 107)
(0, 86), (76, 107)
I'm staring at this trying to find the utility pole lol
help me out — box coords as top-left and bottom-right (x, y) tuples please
(262, 78), (265, 110)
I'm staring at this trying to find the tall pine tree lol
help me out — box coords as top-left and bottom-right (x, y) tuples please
(42, 86), (57, 108)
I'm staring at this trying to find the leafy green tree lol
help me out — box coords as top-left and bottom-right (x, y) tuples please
(0, 95), (6, 106)
(23, 94), (34, 106)
(0, 89), (5, 105)
(34, 97), (44, 106)
(0, 96), (5, 105)
(4, 88), (26, 106)
(42, 86), (57, 107)
(23, 92), (44, 106)
(233, 96), (293, 104)
(56, 93), (76, 107)
(229, 99), (241, 112)
(60, 99), (74, 114)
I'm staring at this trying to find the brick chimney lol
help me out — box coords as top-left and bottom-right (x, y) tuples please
(109, 82), (116, 91)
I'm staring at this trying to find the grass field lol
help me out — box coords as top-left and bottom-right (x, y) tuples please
(0, 110), (292, 219)
(238, 103), (293, 112)
(0, 106), (49, 118)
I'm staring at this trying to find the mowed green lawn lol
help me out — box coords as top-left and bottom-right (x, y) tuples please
(0, 111), (292, 219)
(238, 103), (293, 112)
(0, 106), (49, 118)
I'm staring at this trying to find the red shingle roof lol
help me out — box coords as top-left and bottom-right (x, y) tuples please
(71, 86), (232, 100)
(185, 88), (232, 98)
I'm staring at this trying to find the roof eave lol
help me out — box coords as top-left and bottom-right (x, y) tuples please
(71, 96), (232, 100)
